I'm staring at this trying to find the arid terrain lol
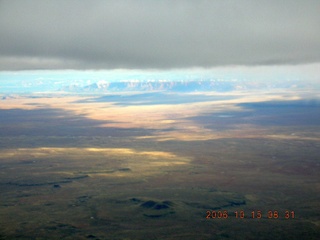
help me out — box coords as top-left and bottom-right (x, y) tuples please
(0, 91), (319, 239)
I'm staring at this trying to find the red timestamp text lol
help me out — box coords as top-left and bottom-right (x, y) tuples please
(206, 210), (295, 219)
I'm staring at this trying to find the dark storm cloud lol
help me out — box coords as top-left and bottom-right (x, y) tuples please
(0, 0), (320, 70)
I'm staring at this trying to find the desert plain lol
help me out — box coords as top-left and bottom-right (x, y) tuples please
(0, 91), (319, 239)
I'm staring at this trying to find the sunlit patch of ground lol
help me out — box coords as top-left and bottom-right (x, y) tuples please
(1, 91), (319, 239)
(0, 90), (310, 142)
(0, 137), (319, 239)
(0, 147), (191, 180)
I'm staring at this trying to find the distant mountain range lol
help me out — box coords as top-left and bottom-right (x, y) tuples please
(0, 76), (315, 94)
(59, 79), (306, 93)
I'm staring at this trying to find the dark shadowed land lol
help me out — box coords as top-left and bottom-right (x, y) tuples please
(0, 92), (319, 239)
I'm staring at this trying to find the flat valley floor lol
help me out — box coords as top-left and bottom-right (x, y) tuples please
(0, 91), (319, 239)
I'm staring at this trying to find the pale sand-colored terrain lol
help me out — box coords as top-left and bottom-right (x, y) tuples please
(0, 92), (319, 239)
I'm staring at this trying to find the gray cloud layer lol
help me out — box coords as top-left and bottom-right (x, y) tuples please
(0, 0), (320, 70)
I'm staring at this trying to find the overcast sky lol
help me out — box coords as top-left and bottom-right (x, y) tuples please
(0, 0), (320, 70)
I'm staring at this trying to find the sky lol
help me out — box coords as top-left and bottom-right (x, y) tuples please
(0, 0), (320, 71)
